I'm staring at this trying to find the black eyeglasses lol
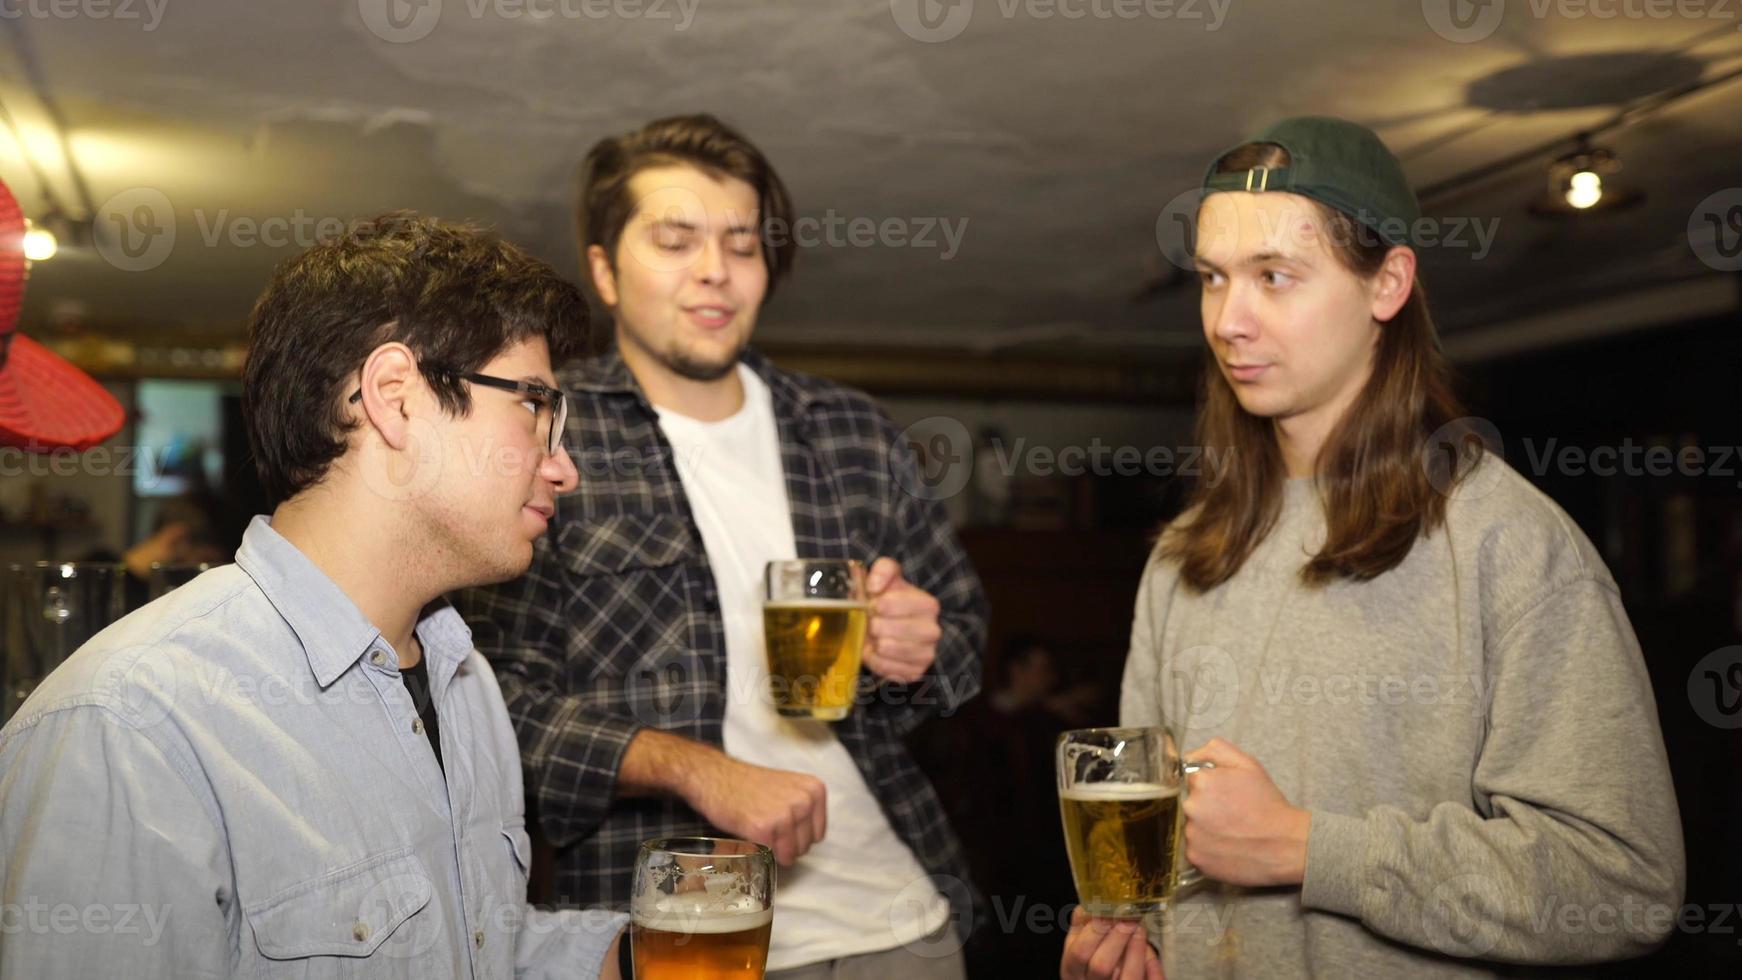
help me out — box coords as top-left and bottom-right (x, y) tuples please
(349, 370), (568, 456)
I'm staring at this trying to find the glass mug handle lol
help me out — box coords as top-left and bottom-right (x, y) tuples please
(1175, 759), (1217, 889)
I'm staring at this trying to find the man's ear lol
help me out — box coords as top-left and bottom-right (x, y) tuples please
(354, 341), (421, 451)
(587, 243), (619, 307)
(1370, 245), (1417, 323)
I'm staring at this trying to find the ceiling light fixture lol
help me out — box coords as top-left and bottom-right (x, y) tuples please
(1552, 136), (1618, 211)
(21, 218), (56, 261)
(1527, 134), (1640, 217)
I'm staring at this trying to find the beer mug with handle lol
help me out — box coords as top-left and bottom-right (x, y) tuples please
(631, 837), (775, 979)
(1056, 726), (1214, 918)
(762, 559), (868, 721)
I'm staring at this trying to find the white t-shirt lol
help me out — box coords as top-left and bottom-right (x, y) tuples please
(653, 365), (949, 971)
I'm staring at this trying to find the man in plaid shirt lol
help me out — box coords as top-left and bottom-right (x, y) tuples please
(455, 114), (987, 977)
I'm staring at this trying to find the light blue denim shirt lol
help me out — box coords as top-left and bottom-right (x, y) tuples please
(0, 516), (626, 978)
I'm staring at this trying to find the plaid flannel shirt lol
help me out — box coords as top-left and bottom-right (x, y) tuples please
(453, 346), (988, 932)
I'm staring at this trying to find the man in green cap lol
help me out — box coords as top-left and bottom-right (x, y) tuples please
(1061, 117), (1683, 978)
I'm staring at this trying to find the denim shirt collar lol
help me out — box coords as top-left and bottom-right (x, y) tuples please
(235, 515), (472, 689)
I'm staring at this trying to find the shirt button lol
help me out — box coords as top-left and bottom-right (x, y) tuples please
(473, 930), (485, 949)
(370, 650), (388, 667)
(353, 921), (370, 942)
(412, 718), (425, 734)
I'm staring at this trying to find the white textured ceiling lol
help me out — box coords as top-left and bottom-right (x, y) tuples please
(3, 0), (1740, 355)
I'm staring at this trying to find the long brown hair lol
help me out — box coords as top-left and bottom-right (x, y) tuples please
(1161, 143), (1477, 591)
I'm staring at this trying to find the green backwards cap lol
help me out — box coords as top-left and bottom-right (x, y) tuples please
(1201, 116), (1422, 246)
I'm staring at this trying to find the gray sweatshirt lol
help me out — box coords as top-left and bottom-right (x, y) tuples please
(1119, 457), (1685, 977)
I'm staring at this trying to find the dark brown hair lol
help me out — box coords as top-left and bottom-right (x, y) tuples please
(242, 212), (589, 506)
(576, 113), (795, 299)
(1161, 143), (1479, 591)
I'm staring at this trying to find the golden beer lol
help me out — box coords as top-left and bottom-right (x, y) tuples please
(630, 907), (773, 980)
(762, 599), (867, 720)
(1059, 782), (1181, 914)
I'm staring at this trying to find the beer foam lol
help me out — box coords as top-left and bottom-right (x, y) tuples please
(1060, 782), (1178, 801)
(631, 905), (774, 934)
(762, 599), (868, 610)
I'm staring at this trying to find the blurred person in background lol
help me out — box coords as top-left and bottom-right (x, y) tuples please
(83, 491), (237, 609)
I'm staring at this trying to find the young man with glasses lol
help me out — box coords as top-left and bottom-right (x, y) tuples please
(350, 369), (569, 451)
(0, 214), (629, 978)
(456, 114), (988, 978)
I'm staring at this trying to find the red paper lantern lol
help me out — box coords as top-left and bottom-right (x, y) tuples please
(0, 178), (126, 451)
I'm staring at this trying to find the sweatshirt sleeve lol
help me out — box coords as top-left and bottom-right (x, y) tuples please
(1300, 575), (1686, 964)
(1119, 551), (1167, 730)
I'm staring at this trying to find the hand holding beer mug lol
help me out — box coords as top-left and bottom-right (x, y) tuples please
(1057, 726), (1212, 917)
(762, 559), (868, 721)
(631, 837), (774, 979)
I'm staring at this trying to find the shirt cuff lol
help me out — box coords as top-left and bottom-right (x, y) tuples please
(520, 908), (629, 980)
(535, 707), (644, 849)
(582, 911), (630, 980)
(1300, 809), (1367, 919)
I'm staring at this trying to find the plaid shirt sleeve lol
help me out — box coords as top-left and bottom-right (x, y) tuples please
(451, 543), (646, 848)
(866, 410), (988, 738)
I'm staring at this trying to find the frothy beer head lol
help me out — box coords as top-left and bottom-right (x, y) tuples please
(631, 905), (774, 934)
(630, 903), (774, 979)
(631, 837), (774, 979)
(1059, 782), (1177, 801)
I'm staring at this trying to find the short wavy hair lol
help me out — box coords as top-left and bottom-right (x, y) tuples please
(577, 113), (796, 300)
(242, 212), (589, 505)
